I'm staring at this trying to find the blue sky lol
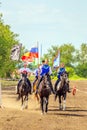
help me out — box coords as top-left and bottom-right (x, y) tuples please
(0, 0), (87, 55)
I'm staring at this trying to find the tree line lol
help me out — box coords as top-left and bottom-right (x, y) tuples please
(42, 43), (87, 78)
(0, 14), (87, 78)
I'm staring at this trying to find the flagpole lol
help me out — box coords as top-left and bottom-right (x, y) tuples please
(37, 41), (39, 65)
(39, 43), (42, 64)
(40, 43), (42, 62)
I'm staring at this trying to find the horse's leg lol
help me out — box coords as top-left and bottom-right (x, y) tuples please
(59, 95), (62, 110)
(40, 97), (44, 114)
(21, 96), (24, 110)
(21, 96), (23, 106)
(25, 94), (28, 109)
(45, 96), (49, 113)
(63, 94), (66, 111)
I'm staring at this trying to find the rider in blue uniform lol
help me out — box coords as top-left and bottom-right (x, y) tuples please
(54, 62), (70, 92)
(35, 59), (55, 94)
(33, 60), (45, 91)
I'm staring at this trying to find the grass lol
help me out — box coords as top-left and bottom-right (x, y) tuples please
(0, 79), (18, 87)
(0, 75), (87, 88)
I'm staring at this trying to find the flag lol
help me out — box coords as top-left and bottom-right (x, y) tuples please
(21, 55), (33, 62)
(53, 50), (60, 68)
(30, 47), (39, 58)
(10, 44), (22, 61)
(21, 52), (33, 62)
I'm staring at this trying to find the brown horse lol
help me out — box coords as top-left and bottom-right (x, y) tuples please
(55, 72), (70, 110)
(18, 74), (31, 109)
(36, 75), (51, 114)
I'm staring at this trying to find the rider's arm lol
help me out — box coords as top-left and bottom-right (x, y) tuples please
(26, 68), (32, 77)
(18, 68), (22, 74)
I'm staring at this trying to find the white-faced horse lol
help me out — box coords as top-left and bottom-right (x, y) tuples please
(55, 72), (70, 110)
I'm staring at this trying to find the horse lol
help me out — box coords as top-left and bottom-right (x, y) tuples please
(36, 74), (51, 114)
(18, 73), (31, 110)
(55, 71), (70, 111)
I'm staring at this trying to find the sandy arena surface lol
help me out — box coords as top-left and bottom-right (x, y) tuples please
(0, 80), (87, 130)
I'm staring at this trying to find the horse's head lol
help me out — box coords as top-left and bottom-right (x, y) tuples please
(42, 75), (49, 88)
(60, 71), (70, 92)
(60, 71), (69, 81)
(20, 74), (28, 91)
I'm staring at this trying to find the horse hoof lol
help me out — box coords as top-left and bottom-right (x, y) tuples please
(21, 107), (23, 110)
(41, 112), (44, 115)
(16, 97), (20, 101)
(44, 112), (47, 115)
(63, 108), (66, 111)
(25, 106), (28, 109)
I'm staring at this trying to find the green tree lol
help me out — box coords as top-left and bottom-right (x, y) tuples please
(75, 43), (87, 77)
(59, 43), (75, 67)
(0, 14), (19, 77)
(42, 43), (75, 77)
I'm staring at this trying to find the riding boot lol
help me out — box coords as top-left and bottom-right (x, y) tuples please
(30, 89), (32, 95)
(67, 87), (71, 93)
(35, 77), (43, 94)
(54, 79), (60, 92)
(16, 79), (22, 94)
(49, 81), (55, 94)
(27, 78), (32, 94)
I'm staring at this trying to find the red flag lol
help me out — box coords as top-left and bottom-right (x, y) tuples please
(21, 52), (33, 62)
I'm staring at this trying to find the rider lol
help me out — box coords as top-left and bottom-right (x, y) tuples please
(32, 60), (45, 91)
(32, 64), (41, 91)
(54, 62), (70, 92)
(16, 62), (32, 95)
(35, 59), (55, 94)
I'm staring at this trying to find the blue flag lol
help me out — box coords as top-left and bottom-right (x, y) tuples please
(53, 51), (60, 68)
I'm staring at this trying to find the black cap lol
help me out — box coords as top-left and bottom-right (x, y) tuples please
(42, 60), (45, 63)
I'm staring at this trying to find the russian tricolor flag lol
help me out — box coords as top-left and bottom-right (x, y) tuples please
(30, 47), (39, 58)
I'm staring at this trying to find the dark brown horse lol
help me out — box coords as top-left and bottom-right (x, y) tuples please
(18, 73), (31, 110)
(37, 75), (51, 114)
(55, 72), (70, 110)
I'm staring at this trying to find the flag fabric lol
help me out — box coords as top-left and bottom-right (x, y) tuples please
(30, 47), (39, 58)
(21, 52), (33, 62)
(10, 44), (22, 61)
(53, 50), (60, 68)
(21, 47), (39, 63)
(23, 52), (30, 57)
(21, 55), (33, 62)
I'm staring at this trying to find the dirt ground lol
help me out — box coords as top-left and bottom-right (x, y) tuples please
(0, 80), (87, 130)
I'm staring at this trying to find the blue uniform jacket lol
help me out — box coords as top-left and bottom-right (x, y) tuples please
(40, 64), (50, 76)
(57, 67), (65, 79)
